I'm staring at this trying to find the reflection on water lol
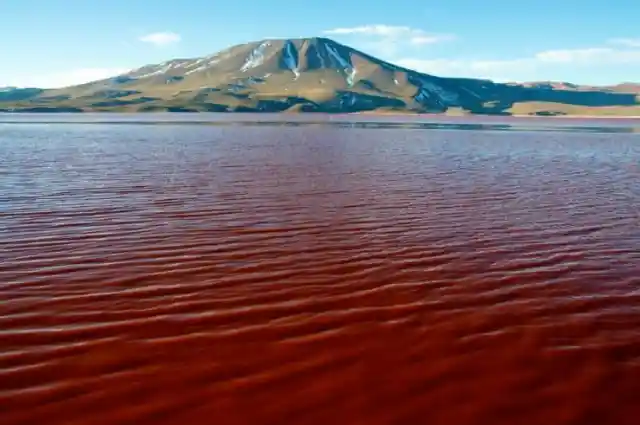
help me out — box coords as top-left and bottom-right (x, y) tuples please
(1, 119), (639, 425)
(1, 112), (640, 134)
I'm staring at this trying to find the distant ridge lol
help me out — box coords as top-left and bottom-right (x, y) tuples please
(1, 37), (639, 116)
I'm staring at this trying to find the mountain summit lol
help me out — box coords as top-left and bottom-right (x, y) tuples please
(42, 37), (467, 113)
(2, 37), (639, 115)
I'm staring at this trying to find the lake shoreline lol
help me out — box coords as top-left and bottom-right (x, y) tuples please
(2, 110), (640, 120)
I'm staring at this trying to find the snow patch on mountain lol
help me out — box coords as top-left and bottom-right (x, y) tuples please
(311, 46), (328, 68)
(241, 42), (271, 72)
(459, 86), (481, 99)
(135, 68), (167, 79)
(324, 43), (356, 87)
(324, 44), (350, 70)
(346, 69), (357, 87)
(414, 89), (431, 104)
(185, 62), (214, 75)
(131, 61), (183, 79)
(182, 57), (219, 74)
(417, 79), (460, 105)
(282, 41), (300, 79)
(339, 92), (358, 108)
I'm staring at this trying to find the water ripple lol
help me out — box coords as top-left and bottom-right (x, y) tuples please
(1, 122), (639, 424)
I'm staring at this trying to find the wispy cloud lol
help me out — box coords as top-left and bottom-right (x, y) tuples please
(324, 25), (452, 44)
(323, 25), (453, 58)
(608, 38), (640, 48)
(534, 47), (640, 64)
(395, 58), (533, 82)
(323, 26), (640, 82)
(139, 32), (181, 47)
(396, 40), (640, 82)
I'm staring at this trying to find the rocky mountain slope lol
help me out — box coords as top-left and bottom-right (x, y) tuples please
(1, 37), (639, 115)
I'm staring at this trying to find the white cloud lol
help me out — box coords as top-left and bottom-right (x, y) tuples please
(534, 47), (640, 64)
(139, 32), (181, 47)
(325, 25), (401, 36)
(4, 68), (131, 89)
(396, 43), (640, 82)
(323, 25), (453, 58)
(324, 24), (453, 44)
(322, 27), (640, 82)
(409, 35), (451, 45)
(609, 38), (640, 48)
(396, 58), (533, 82)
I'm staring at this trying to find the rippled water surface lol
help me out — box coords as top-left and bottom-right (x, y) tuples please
(1, 116), (640, 425)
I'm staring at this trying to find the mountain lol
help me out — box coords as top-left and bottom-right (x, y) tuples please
(0, 87), (44, 102)
(516, 81), (640, 94)
(1, 37), (639, 115)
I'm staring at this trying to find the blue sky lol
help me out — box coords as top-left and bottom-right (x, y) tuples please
(1, 0), (639, 87)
